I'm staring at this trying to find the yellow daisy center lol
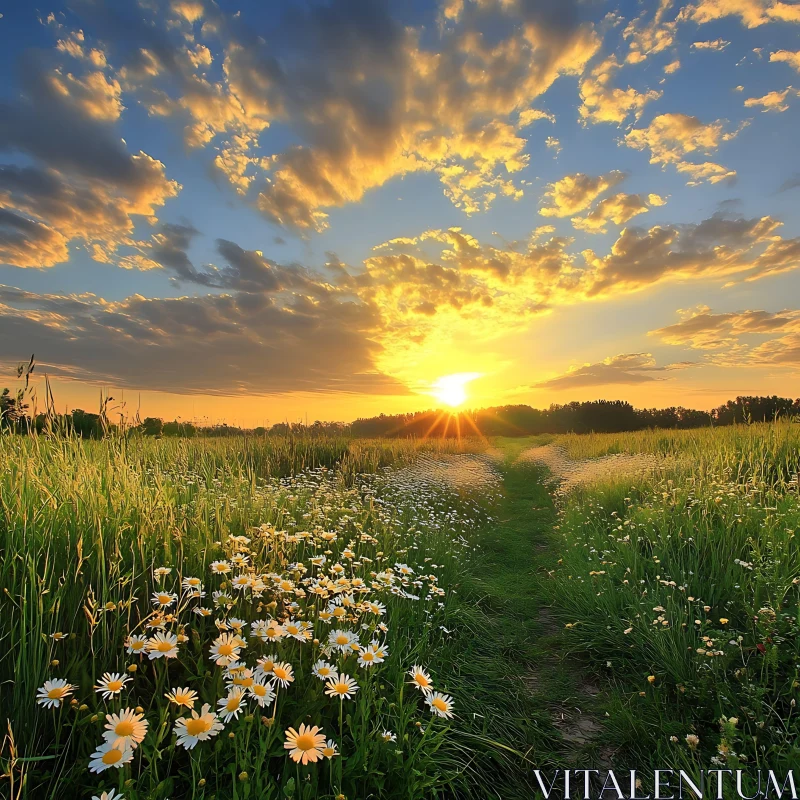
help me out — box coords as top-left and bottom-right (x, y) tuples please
(274, 666), (288, 679)
(185, 717), (210, 736)
(114, 720), (135, 737)
(102, 748), (123, 765)
(415, 674), (430, 687)
(432, 697), (448, 712)
(107, 680), (123, 692)
(335, 635), (348, 645)
(226, 696), (241, 711)
(253, 684), (267, 696)
(157, 641), (173, 652)
(362, 652), (374, 661)
(334, 683), (348, 694)
(47, 687), (66, 699)
(295, 734), (316, 751)
(218, 643), (235, 656)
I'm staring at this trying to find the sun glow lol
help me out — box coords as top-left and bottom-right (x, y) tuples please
(430, 373), (481, 408)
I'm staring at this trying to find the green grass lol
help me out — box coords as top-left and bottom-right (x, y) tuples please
(538, 422), (800, 785)
(0, 433), (498, 800)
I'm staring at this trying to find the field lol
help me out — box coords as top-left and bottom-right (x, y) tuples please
(1, 423), (800, 798)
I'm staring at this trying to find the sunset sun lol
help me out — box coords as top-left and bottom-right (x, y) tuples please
(430, 373), (481, 408)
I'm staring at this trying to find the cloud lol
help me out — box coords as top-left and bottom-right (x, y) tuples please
(535, 352), (691, 389)
(571, 192), (666, 234)
(625, 113), (741, 185)
(0, 283), (405, 396)
(744, 87), (798, 112)
(578, 55), (662, 125)
(75, 0), (600, 232)
(692, 39), (731, 50)
(771, 49), (800, 71)
(623, 0), (679, 65)
(0, 52), (179, 267)
(778, 173), (800, 192)
(679, 0), (800, 28)
(664, 59), (681, 74)
(540, 171), (626, 217)
(650, 306), (800, 367)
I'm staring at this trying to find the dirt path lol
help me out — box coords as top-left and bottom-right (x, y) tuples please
(455, 442), (613, 796)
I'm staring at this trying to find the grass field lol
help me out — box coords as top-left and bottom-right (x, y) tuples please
(2, 423), (800, 798)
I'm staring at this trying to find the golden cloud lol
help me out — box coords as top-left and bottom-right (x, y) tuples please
(540, 171), (626, 218)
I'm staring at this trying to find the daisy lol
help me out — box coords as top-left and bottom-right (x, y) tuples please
(92, 791), (125, 800)
(312, 660), (336, 681)
(88, 741), (134, 773)
(147, 632), (179, 660)
(193, 606), (213, 617)
(408, 665), (433, 695)
(283, 619), (311, 642)
(328, 629), (357, 653)
(36, 679), (75, 709)
(209, 633), (241, 666)
(426, 691), (455, 719)
(284, 724), (326, 765)
(271, 661), (295, 688)
(381, 730), (397, 743)
(103, 708), (149, 749)
(154, 567), (172, 579)
(249, 681), (276, 708)
(228, 617), (246, 634)
(151, 591), (177, 608)
(371, 641), (389, 660)
(325, 674), (359, 700)
(357, 647), (378, 668)
(174, 703), (224, 749)
(365, 601), (386, 616)
(321, 739), (339, 759)
(217, 689), (247, 722)
(182, 576), (203, 591)
(125, 634), (148, 655)
(231, 574), (252, 591)
(210, 560), (231, 574)
(50, 632), (67, 641)
(165, 686), (198, 708)
(95, 672), (131, 700)
(254, 654), (277, 678)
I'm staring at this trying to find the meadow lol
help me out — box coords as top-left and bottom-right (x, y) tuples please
(2, 422), (800, 798)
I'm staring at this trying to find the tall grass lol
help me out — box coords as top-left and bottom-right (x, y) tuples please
(0, 432), (494, 799)
(547, 422), (800, 778)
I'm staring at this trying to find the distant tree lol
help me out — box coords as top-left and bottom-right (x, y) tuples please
(140, 417), (164, 437)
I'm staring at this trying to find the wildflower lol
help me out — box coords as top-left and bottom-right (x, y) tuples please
(329, 629), (358, 653)
(381, 730), (397, 742)
(209, 633), (242, 666)
(408, 666), (433, 695)
(719, 618), (729, 625)
(154, 567), (172, 578)
(95, 672), (131, 700)
(271, 661), (295, 688)
(165, 687), (198, 708)
(321, 739), (339, 758)
(92, 791), (125, 800)
(255, 654), (278, 678)
(182, 576), (203, 591)
(50, 632), (67, 641)
(426, 691), (455, 719)
(284, 619), (311, 642)
(193, 607), (213, 617)
(103, 709), (148, 749)
(284, 724), (326, 764)
(151, 591), (177, 608)
(88, 741), (134, 773)
(210, 561), (231, 574)
(647, 675), (656, 684)
(249, 681), (276, 708)
(147, 632), (179, 660)
(357, 647), (378, 668)
(125, 634), (148, 655)
(685, 733), (700, 750)
(312, 660), (336, 680)
(36, 679), (75, 708)
(217, 689), (247, 722)
(174, 703), (224, 749)
(325, 674), (359, 700)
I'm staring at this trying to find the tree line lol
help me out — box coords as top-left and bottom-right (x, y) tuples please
(2, 391), (799, 439)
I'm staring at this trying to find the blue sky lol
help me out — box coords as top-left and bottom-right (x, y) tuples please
(1, 0), (799, 423)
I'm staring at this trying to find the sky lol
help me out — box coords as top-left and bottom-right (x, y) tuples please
(1, 0), (799, 426)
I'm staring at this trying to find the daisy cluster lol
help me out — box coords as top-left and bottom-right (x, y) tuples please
(35, 463), (486, 794)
